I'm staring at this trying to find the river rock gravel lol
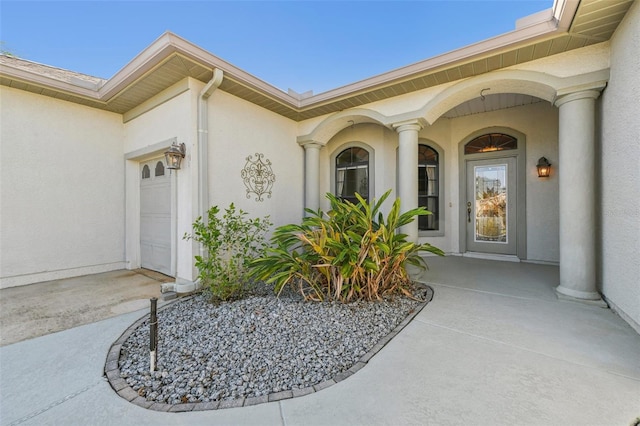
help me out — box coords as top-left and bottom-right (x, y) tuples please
(118, 283), (428, 405)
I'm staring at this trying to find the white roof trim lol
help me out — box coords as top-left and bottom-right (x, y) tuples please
(1, 1), (582, 110)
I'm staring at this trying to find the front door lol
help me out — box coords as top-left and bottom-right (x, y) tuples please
(466, 157), (516, 255)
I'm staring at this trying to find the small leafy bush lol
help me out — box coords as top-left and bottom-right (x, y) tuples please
(249, 190), (444, 302)
(184, 204), (272, 302)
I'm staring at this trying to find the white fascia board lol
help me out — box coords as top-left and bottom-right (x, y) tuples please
(97, 32), (180, 100)
(165, 33), (303, 107)
(0, 64), (102, 100)
(516, 8), (554, 29)
(67, 1), (578, 110)
(6, 1), (579, 111)
(98, 31), (302, 108)
(553, 0), (581, 30)
(301, 14), (562, 106)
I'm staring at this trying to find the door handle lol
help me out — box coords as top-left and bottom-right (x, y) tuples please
(467, 202), (472, 223)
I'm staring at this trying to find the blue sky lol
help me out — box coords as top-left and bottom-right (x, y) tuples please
(1, 1), (553, 94)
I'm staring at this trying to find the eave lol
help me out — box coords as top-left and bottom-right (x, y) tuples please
(0, 0), (633, 122)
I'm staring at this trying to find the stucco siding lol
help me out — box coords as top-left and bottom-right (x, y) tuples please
(207, 89), (302, 229)
(445, 103), (559, 261)
(600, 0), (640, 331)
(0, 87), (125, 288)
(123, 82), (196, 282)
(314, 102), (559, 261)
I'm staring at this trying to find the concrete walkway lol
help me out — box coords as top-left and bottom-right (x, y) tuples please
(1, 257), (639, 425)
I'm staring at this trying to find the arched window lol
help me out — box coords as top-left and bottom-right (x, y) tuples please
(155, 161), (165, 177)
(336, 147), (369, 204)
(142, 165), (150, 179)
(464, 133), (517, 154)
(418, 145), (439, 231)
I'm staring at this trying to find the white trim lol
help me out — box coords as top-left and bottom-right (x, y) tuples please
(0, 262), (126, 289)
(521, 259), (559, 266)
(0, 0), (571, 112)
(125, 139), (180, 280)
(329, 142), (376, 204)
(125, 137), (177, 160)
(123, 79), (190, 123)
(463, 252), (521, 263)
(458, 127), (527, 260)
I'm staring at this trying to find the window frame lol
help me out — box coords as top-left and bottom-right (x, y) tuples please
(330, 142), (375, 206)
(418, 144), (440, 232)
(396, 140), (444, 238)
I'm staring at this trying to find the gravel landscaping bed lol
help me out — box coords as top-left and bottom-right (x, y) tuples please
(118, 282), (429, 405)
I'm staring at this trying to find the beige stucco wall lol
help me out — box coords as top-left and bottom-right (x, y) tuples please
(122, 78), (302, 285)
(447, 102), (559, 262)
(298, 42), (609, 141)
(316, 101), (559, 262)
(207, 88), (303, 229)
(123, 81), (196, 282)
(0, 87), (125, 288)
(299, 42), (612, 263)
(599, 0), (640, 332)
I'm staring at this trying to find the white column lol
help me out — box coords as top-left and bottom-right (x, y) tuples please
(302, 142), (322, 214)
(554, 90), (604, 303)
(393, 120), (424, 243)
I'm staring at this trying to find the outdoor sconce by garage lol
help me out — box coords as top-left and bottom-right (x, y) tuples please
(536, 156), (552, 178)
(164, 142), (186, 170)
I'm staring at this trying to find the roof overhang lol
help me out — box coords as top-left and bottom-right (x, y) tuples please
(0, 0), (633, 121)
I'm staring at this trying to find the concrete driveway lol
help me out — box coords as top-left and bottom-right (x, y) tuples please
(0, 269), (171, 346)
(0, 257), (639, 425)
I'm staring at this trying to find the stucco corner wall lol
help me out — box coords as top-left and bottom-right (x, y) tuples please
(207, 90), (302, 230)
(0, 87), (125, 288)
(123, 83), (197, 282)
(599, 0), (640, 332)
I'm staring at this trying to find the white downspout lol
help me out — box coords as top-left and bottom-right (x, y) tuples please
(190, 69), (224, 290)
(198, 68), (224, 220)
(167, 70), (225, 296)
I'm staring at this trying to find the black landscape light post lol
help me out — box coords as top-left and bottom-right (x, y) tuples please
(150, 297), (158, 372)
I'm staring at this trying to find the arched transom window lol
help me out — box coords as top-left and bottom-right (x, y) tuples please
(336, 147), (369, 204)
(464, 133), (517, 154)
(418, 144), (439, 231)
(155, 161), (165, 177)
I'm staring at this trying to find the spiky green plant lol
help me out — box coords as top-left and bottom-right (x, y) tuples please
(249, 190), (444, 302)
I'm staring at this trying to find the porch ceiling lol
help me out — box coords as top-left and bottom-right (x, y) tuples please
(442, 93), (544, 119)
(0, 0), (633, 122)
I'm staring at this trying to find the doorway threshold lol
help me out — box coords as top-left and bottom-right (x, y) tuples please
(463, 252), (521, 262)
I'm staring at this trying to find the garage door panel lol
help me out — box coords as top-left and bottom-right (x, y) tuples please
(140, 186), (171, 214)
(140, 243), (171, 275)
(140, 216), (171, 243)
(140, 159), (172, 276)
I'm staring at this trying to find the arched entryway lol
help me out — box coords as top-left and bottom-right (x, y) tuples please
(458, 128), (527, 261)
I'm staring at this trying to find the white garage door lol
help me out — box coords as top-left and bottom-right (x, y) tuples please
(140, 158), (171, 275)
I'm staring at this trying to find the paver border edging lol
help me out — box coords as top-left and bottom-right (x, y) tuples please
(104, 283), (434, 412)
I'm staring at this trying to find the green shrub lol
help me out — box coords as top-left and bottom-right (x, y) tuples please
(184, 204), (272, 302)
(249, 190), (444, 302)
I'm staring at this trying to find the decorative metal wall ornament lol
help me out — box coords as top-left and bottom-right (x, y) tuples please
(241, 153), (275, 201)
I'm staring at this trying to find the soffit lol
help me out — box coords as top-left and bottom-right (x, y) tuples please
(105, 54), (212, 113)
(442, 93), (544, 119)
(295, 0), (633, 120)
(0, 0), (632, 121)
(570, 0), (634, 40)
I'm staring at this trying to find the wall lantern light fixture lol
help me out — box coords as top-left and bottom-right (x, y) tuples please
(164, 142), (186, 170)
(536, 156), (552, 178)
